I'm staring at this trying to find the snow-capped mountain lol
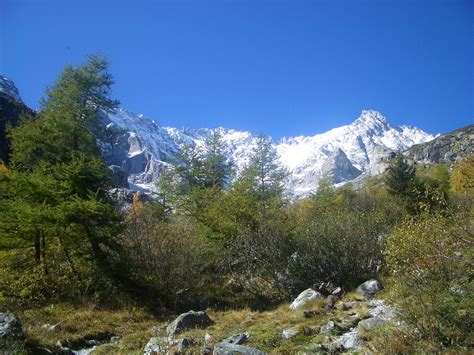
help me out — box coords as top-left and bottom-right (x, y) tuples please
(0, 75), (436, 197)
(101, 109), (436, 197)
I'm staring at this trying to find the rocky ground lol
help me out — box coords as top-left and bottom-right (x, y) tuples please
(1, 279), (403, 354)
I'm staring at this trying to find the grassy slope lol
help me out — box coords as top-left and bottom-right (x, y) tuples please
(19, 291), (382, 354)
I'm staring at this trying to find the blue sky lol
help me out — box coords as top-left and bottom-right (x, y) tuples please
(1, 0), (472, 139)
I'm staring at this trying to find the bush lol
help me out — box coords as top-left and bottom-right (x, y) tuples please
(385, 212), (473, 349)
(291, 207), (389, 291)
(120, 204), (210, 307)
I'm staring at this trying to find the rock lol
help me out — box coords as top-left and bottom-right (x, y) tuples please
(110, 336), (121, 344)
(166, 311), (212, 336)
(336, 315), (361, 331)
(334, 329), (359, 350)
(213, 342), (266, 355)
(144, 337), (174, 354)
(320, 321), (335, 334)
(331, 287), (343, 297)
(324, 295), (338, 311)
(108, 165), (129, 188)
(356, 279), (383, 297)
(151, 326), (162, 335)
(289, 288), (323, 311)
(342, 301), (359, 310)
(363, 299), (398, 321)
(222, 333), (250, 345)
(281, 329), (299, 339)
(0, 313), (23, 349)
(358, 316), (385, 331)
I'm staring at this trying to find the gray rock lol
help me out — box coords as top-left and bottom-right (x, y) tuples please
(110, 336), (121, 344)
(356, 279), (383, 297)
(0, 313), (23, 351)
(0, 313), (22, 340)
(331, 287), (343, 297)
(321, 148), (363, 184)
(334, 329), (359, 350)
(281, 329), (300, 339)
(289, 288), (324, 311)
(324, 295), (338, 311)
(222, 332), (250, 345)
(336, 315), (361, 331)
(108, 165), (129, 188)
(320, 321), (335, 334)
(213, 342), (266, 355)
(144, 337), (173, 354)
(166, 311), (212, 336)
(405, 124), (473, 164)
(358, 316), (385, 331)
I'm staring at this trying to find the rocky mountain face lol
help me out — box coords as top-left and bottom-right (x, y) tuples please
(0, 75), (443, 198)
(0, 76), (35, 164)
(405, 124), (473, 164)
(101, 108), (436, 197)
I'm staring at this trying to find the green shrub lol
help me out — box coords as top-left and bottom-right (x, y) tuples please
(385, 213), (473, 349)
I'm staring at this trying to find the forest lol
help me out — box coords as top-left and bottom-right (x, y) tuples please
(0, 57), (472, 353)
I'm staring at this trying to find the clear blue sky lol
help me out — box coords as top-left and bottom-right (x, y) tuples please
(1, 0), (472, 138)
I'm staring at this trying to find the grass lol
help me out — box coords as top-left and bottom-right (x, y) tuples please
(17, 303), (158, 352)
(16, 292), (381, 353)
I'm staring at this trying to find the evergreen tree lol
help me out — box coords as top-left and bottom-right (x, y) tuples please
(385, 155), (417, 199)
(201, 129), (233, 191)
(0, 55), (121, 305)
(240, 134), (287, 209)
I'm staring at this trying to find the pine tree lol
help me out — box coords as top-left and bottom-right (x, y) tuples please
(0, 55), (121, 304)
(201, 129), (233, 191)
(385, 155), (417, 199)
(240, 134), (287, 207)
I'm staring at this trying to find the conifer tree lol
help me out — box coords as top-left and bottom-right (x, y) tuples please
(0, 55), (121, 303)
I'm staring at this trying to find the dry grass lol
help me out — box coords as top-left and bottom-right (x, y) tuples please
(18, 293), (378, 353)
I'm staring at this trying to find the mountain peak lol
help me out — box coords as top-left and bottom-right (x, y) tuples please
(0, 76), (22, 103)
(354, 110), (389, 127)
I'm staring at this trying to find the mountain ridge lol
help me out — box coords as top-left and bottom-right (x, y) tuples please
(0, 75), (438, 197)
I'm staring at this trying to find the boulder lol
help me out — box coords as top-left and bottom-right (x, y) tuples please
(213, 342), (266, 355)
(356, 279), (383, 297)
(289, 288), (323, 311)
(222, 333), (250, 345)
(324, 295), (338, 311)
(333, 329), (359, 350)
(358, 316), (385, 331)
(0, 313), (23, 350)
(144, 337), (173, 354)
(336, 315), (361, 331)
(166, 311), (212, 336)
(320, 321), (335, 334)
(281, 329), (300, 339)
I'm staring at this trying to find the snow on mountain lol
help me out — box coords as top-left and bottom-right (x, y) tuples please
(0, 74), (440, 198)
(0, 76), (23, 103)
(101, 109), (436, 197)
